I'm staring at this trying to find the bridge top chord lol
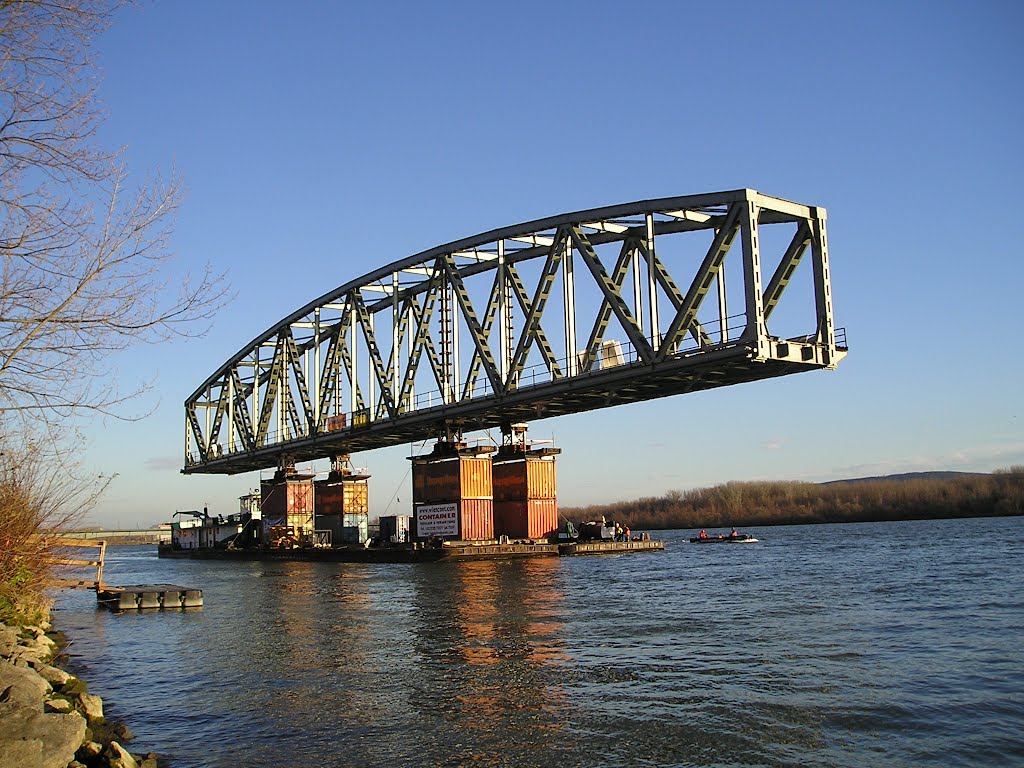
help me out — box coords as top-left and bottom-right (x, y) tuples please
(184, 188), (846, 475)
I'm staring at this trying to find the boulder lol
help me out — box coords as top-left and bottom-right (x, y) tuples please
(33, 662), (73, 687)
(0, 737), (43, 768)
(10, 647), (48, 667)
(0, 702), (86, 768)
(77, 691), (104, 723)
(0, 625), (19, 658)
(0, 661), (51, 708)
(44, 697), (72, 713)
(31, 634), (57, 658)
(105, 741), (140, 768)
(75, 740), (103, 761)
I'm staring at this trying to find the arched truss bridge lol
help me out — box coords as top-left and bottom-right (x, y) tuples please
(184, 188), (847, 475)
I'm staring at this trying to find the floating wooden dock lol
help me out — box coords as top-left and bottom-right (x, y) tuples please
(97, 585), (203, 611)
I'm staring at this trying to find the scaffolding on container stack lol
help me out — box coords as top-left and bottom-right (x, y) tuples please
(314, 454), (371, 545)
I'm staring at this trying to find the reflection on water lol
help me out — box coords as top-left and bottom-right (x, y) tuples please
(406, 559), (573, 766)
(53, 518), (1024, 768)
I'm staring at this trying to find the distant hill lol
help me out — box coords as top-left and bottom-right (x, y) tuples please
(823, 471), (989, 486)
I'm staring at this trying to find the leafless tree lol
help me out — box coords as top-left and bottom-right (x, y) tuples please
(0, 0), (228, 424)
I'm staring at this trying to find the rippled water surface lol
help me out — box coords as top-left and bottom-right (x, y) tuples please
(54, 517), (1024, 767)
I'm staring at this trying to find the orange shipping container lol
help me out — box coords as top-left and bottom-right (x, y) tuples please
(494, 498), (559, 540)
(492, 458), (557, 501)
(412, 457), (492, 504)
(458, 498), (494, 541)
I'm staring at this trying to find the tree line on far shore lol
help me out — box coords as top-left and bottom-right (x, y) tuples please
(562, 467), (1024, 532)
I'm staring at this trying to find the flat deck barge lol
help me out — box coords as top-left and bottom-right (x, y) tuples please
(159, 538), (664, 562)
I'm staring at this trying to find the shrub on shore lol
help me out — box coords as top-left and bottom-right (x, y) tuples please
(0, 437), (104, 626)
(1, 452), (54, 625)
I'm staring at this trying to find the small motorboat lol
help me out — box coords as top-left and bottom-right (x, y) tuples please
(689, 533), (759, 544)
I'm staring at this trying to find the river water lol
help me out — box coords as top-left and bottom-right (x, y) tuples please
(53, 517), (1024, 768)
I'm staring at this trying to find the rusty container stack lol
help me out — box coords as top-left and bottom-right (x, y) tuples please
(260, 465), (315, 547)
(410, 441), (495, 541)
(492, 423), (561, 541)
(315, 456), (371, 545)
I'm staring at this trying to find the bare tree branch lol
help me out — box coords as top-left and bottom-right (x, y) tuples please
(0, 0), (230, 423)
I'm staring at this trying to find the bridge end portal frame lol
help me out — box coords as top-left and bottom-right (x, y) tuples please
(184, 188), (847, 475)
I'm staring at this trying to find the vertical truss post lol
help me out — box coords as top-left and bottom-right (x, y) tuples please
(717, 250), (729, 344)
(367, 308), (376, 411)
(740, 194), (769, 361)
(313, 308), (321, 432)
(349, 299), (359, 416)
(451, 283), (460, 400)
(205, 383), (211, 454)
(440, 280), (453, 403)
(632, 236), (644, 340)
(562, 235), (578, 377)
(498, 239), (511, 383)
(276, 346), (285, 442)
(252, 347), (259, 446)
(228, 373), (235, 452)
(392, 273), (400, 405)
(810, 207), (838, 368)
(645, 213), (660, 350)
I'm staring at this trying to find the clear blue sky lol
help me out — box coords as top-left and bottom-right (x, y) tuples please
(80, 0), (1023, 528)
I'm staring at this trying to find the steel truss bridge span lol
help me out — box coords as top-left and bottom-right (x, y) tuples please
(184, 189), (847, 475)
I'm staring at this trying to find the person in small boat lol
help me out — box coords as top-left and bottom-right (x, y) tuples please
(698, 529), (708, 539)
(729, 527), (739, 538)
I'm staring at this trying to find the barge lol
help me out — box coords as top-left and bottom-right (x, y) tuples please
(158, 535), (664, 563)
(160, 505), (663, 563)
(164, 441), (664, 564)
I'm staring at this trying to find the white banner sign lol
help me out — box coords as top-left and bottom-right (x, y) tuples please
(416, 503), (458, 537)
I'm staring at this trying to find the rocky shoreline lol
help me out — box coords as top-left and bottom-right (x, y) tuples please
(0, 619), (158, 768)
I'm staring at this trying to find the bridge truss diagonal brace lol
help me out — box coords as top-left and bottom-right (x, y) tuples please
(399, 268), (446, 409)
(186, 406), (206, 463)
(505, 263), (562, 383)
(229, 368), (255, 452)
(282, 332), (315, 433)
(570, 227), (655, 365)
(440, 252), (502, 397)
(508, 227), (569, 386)
(352, 291), (398, 419)
(578, 237), (639, 374)
(657, 202), (742, 362)
(762, 220), (811, 322)
(462, 263), (505, 400)
(317, 320), (348, 426)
